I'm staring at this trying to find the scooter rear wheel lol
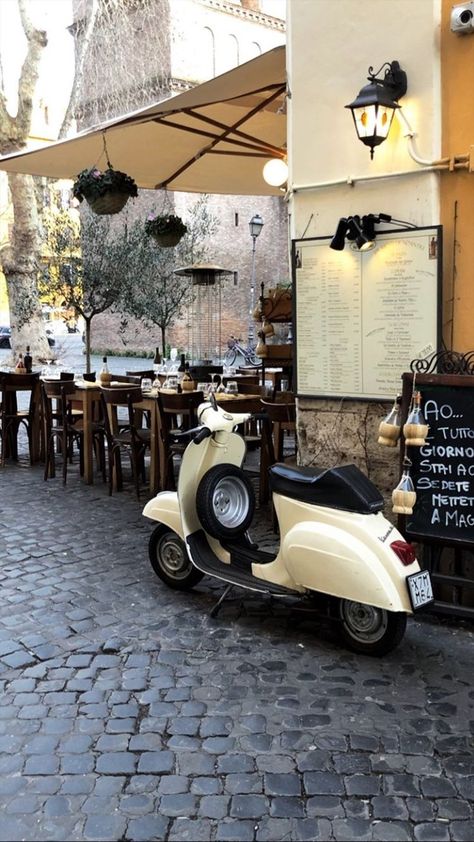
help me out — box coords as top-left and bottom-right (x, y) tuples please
(148, 525), (204, 590)
(196, 464), (255, 540)
(338, 599), (407, 656)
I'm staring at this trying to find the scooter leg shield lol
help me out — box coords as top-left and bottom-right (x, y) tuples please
(282, 522), (412, 613)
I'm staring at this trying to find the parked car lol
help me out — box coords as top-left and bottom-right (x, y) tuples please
(0, 325), (55, 349)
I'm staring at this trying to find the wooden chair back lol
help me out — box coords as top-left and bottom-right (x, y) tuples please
(0, 372), (40, 465)
(157, 390), (204, 489)
(259, 399), (297, 504)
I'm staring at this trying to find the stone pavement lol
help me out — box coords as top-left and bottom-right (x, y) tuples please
(0, 454), (473, 842)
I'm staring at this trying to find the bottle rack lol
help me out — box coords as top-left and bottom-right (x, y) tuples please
(254, 282), (293, 390)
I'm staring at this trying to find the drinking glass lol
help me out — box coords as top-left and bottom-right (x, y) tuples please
(141, 377), (152, 392)
(197, 382), (209, 395)
(226, 381), (238, 395)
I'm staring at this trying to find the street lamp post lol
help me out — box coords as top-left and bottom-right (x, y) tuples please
(247, 213), (264, 348)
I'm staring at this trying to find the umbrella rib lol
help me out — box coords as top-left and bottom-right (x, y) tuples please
(153, 115), (283, 156)
(155, 85), (286, 189)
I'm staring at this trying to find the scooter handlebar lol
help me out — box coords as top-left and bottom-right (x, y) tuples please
(172, 425), (212, 444)
(192, 426), (212, 444)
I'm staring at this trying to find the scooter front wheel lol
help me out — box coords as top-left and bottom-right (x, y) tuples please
(338, 599), (407, 656)
(148, 525), (204, 590)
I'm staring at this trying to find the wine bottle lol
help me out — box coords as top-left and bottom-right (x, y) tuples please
(24, 346), (33, 374)
(99, 355), (111, 385)
(181, 361), (195, 391)
(178, 353), (186, 372)
(15, 352), (26, 373)
(153, 347), (161, 365)
(403, 391), (428, 447)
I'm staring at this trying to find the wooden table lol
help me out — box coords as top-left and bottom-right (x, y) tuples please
(71, 383), (162, 494)
(71, 384), (262, 494)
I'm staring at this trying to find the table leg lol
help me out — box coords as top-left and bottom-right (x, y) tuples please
(82, 392), (94, 484)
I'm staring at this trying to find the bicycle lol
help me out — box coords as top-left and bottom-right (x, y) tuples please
(223, 336), (261, 368)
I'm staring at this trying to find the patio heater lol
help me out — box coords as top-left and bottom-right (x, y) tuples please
(174, 264), (233, 363)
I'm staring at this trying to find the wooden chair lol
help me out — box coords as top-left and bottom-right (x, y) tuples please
(157, 390), (204, 490)
(230, 383), (266, 396)
(42, 380), (106, 485)
(101, 386), (151, 499)
(259, 399), (297, 505)
(0, 372), (40, 466)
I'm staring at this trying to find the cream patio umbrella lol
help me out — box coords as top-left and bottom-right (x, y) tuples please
(0, 46), (286, 196)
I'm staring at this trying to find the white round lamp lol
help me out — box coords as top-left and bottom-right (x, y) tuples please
(262, 158), (288, 187)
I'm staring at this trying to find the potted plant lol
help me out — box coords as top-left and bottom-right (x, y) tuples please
(72, 167), (138, 215)
(145, 213), (188, 247)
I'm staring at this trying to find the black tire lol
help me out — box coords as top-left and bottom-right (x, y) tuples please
(196, 464), (255, 540)
(224, 349), (238, 367)
(148, 524), (204, 590)
(338, 599), (407, 656)
(246, 351), (261, 367)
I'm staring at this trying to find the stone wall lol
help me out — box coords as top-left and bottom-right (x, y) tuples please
(297, 398), (402, 520)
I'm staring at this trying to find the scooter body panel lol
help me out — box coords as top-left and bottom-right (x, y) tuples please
(143, 491), (182, 538)
(271, 493), (417, 612)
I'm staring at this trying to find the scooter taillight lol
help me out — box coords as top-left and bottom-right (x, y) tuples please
(390, 540), (416, 566)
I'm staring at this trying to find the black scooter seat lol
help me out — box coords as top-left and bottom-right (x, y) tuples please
(269, 463), (384, 514)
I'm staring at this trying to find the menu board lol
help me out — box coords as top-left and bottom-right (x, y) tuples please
(293, 227), (441, 400)
(401, 374), (474, 547)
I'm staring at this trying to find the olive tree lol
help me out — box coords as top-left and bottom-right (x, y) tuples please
(40, 206), (133, 372)
(117, 195), (219, 357)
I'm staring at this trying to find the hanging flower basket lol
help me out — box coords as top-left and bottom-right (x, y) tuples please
(72, 167), (138, 216)
(145, 213), (187, 247)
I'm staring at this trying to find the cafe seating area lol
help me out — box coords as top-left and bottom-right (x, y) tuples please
(0, 362), (297, 505)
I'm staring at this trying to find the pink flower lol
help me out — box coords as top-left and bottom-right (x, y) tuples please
(92, 169), (102, 178)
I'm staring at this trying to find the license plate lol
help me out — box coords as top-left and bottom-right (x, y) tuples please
(407, 570), (434, 610)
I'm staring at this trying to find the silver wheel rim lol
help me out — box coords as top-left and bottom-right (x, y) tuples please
(340, 601), (388, 644)
(212, 477), (249, 529)
(157, 533), (191, 580)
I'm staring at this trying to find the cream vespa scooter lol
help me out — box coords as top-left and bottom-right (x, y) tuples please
(143, 395), (433, 656)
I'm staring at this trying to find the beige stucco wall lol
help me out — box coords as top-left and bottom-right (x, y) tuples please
(287, 0), (442, 507)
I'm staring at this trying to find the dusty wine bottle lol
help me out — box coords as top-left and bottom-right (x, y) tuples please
(98, 356), (111, 385)
(24, 346), (33, 373)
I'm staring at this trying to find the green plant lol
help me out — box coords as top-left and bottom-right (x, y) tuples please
(72, 167), (138, 203)
(144, 213), (187, 238)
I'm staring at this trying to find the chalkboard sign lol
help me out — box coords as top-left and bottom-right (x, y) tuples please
(401, 373), (474, 546)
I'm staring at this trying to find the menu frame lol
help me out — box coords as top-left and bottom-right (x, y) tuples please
(292, 226), (442, 401)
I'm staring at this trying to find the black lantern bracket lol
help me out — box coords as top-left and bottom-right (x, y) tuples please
(367, 61), (407, 102)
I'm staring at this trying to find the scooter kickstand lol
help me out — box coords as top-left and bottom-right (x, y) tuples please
(210, 584), (233, 618)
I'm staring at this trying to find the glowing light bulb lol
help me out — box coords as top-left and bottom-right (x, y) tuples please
(262, 158), (288, 187)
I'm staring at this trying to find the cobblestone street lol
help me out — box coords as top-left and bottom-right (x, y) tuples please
(0, 454), (473, 841)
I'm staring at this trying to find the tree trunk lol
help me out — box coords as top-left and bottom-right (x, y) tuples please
(2, 172), (51, 362)
(161, 325), (166, 361)
(85, 316), (92, 373)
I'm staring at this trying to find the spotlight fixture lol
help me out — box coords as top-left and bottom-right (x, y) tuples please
(345, 61), (407, 159)
(329, 212), (414, 252)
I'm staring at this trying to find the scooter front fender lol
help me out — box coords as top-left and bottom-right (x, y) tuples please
(282, 521), (412, 613)
(142, 491), (183, 539)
